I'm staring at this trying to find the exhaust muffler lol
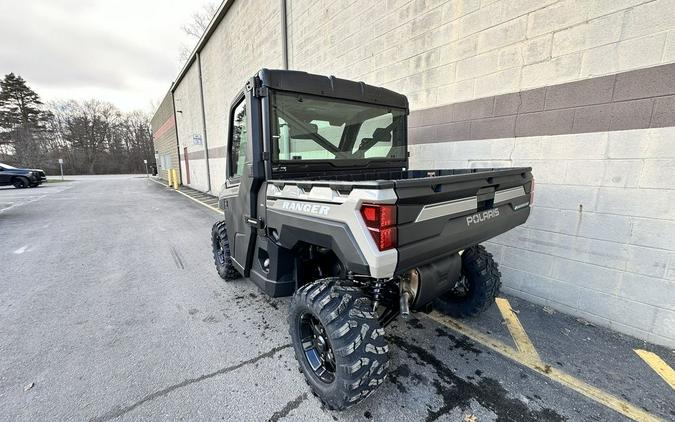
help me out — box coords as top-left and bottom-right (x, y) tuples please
(399, 253), (462, 316)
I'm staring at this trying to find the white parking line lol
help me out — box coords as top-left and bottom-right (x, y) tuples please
(13, 245), (28, 254)
(0, 195), (45, 213)
(0, 185), (74, 214)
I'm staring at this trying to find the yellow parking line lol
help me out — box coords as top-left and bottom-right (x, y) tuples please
(150, 178), (221, 215)
(175, 189), (221, 214)
(635, 349), (675, 390)
(427, 311), (518, 357)
(495, 298), (542, 364)
(424, 311), (665, 422)
(547, 367), (664, 422)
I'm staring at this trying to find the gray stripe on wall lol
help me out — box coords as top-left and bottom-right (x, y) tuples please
(186, 150), (205, 160)
(186, 146), (226, 161)
(183, 63), (675, 162)
(409, 63), (675, 145)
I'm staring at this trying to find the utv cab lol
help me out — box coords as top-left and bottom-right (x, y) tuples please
(211, 69), (533, 409)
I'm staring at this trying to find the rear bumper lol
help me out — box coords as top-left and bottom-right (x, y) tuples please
(395, 201), (530, 274)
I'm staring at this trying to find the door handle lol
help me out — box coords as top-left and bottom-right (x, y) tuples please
(244, 215), (264, 229)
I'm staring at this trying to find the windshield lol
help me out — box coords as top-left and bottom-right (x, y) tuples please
(270, 91), (406, 163)
(0, 163), (17, 169)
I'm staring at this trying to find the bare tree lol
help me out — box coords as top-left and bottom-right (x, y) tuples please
(62, 100), (120, 174)
(1, 74), (155, 175)
(178, 2), (218, 62)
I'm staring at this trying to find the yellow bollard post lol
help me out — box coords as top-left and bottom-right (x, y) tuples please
(167, 168), (173, 187)
(172, 169), (179, 190)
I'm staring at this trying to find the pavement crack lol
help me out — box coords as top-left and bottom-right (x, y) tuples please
(90, 343), (291, 422)
(267, 393), (308, 422)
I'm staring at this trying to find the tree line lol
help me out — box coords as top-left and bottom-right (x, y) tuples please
(0, 73), (153, 175)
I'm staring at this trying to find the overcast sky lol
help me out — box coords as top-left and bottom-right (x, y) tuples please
(0, 0), (214, 112)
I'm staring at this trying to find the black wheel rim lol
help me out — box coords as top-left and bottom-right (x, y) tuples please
(299, 313), (336, 384)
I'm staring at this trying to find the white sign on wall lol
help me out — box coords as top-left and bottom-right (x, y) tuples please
(192, 134), (203, 145)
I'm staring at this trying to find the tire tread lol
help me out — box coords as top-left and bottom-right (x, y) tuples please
(211, 221), (240, 281)
(440, 245), (501, 318)
(288, 278), (389, 410)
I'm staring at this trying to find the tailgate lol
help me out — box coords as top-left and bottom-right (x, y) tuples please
(394, 168), (533, 273)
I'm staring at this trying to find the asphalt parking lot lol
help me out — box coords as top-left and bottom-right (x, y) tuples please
(1, 175), (673, 422)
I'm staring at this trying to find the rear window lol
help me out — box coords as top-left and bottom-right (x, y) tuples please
(270, 91), (406, 163)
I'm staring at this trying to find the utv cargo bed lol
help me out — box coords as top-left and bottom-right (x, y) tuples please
(268, 166), (533, 274)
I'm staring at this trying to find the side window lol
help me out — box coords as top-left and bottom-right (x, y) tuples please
(229, 99), (247, 179)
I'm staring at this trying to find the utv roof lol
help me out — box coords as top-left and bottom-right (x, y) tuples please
(257, 69), (409, 111)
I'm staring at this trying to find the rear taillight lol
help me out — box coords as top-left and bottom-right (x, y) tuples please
(529, 178), (535, 206)
(360, 203), (397, 251)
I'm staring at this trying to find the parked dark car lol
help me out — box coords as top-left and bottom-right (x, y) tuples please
(0, 163), (47, 188)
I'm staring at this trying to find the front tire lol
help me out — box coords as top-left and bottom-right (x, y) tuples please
(12, 177), (28, 189)
(289, 278), (389, 410)
(438, 245), (501, 318)
(211, 221), (240, 281)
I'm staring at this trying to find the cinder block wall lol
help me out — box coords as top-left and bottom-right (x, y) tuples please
(150, 91), (178, 181)
(290, 0), (675, 346)
(409, 126), (675, 346)
(200, 0), (283, 193)
(289, 0), (675, 110)
(174, 63), (210, 191)
(163, 0), (675, 346)
(175, 0), (283, 194)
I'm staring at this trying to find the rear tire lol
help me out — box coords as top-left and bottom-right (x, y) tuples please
(12, 177), (28, 189)
(438, 245), (501, 318)
(211, 220), (240, 281)
(288, 278), (389, 410)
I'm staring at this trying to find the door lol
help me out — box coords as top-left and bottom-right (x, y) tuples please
(224, 94), (251, 273)
(224, 86), (265, 276)
(183, 147), (190, 185)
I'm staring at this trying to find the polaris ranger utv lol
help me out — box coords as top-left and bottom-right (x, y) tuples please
(211, 69), (533, 409)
